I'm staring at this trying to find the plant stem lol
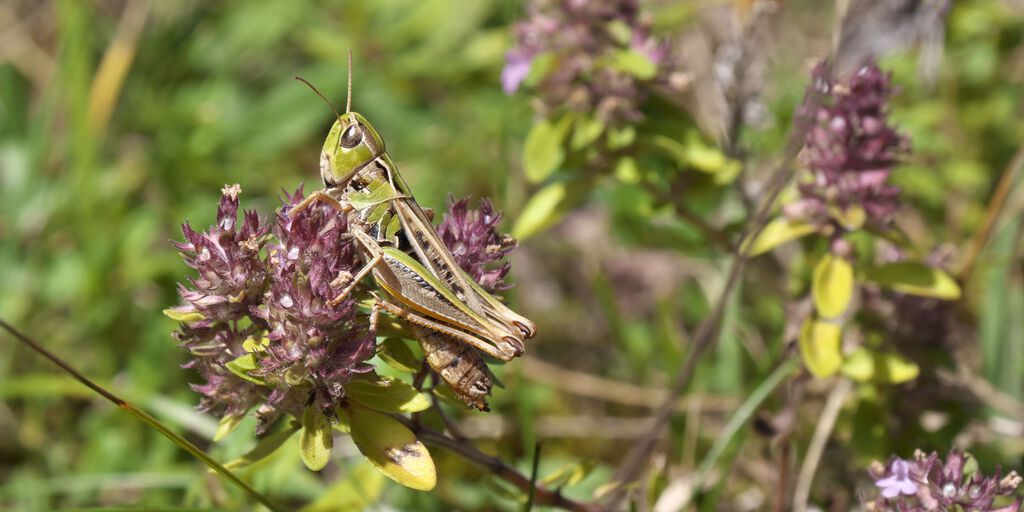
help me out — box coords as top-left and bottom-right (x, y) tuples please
(393, 415), (599, 512)
(0, 318), (286, 512)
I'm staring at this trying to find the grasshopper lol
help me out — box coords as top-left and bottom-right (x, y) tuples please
(291, 60), (535, 410)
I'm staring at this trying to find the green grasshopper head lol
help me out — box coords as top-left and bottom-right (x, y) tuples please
(320, 112), (386, 188)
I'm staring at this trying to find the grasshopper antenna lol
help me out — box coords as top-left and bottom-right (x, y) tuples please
(345, 49), (353, 114)
(294, 76), (341, 120)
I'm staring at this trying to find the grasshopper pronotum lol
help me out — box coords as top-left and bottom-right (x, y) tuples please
(291, 56), (535, 410)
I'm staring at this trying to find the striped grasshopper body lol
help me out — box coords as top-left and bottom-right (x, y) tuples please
(292, 109), (535, 410)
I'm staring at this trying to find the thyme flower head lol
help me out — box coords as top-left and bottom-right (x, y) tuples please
(169, 185), (519, 435)
(503, 0), (669, 124)
(437, 196), (518, 292)
(866, 450), (1022, 511)
(788, 60), (909, 232)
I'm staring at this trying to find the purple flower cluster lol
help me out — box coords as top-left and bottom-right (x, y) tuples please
(867, 450), (1022, 511)
(787, 61), (909, 231)
(503, 0), (668, 124)
(170, 185), (519, 432)
(437, 196), (517, 292)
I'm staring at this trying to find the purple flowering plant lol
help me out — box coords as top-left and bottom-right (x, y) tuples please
(742, 59), (962, 390)
(165, 184), (519, 487)
(865, 450), (1022, 511)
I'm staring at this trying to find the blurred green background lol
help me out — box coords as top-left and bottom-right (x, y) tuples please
(2, 0), (1024, 510)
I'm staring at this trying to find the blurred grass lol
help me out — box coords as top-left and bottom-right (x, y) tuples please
(1, 0), (1024, 510)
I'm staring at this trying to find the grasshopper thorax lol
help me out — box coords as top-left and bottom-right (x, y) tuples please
(321, 112), (386, 188)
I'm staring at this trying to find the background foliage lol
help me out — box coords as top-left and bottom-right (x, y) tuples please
(2, 0), (1024, 510)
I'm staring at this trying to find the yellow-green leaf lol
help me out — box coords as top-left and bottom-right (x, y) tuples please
(523, 114), (572, 183)
(346, 376), (431, 413)
(614, 157), (640, 184)
(610, 49), (657, 79)
(831, 204), (866, 231)
(225, 353), (267, 386)
(512, 181), (567, 240)
(223, 423), (300, 470)
(607, 126), (636, 150)
(863, 262), (962, 300)
(242, 334), (270, 353)
(214, 414), (243, 442)
(799, 318), (843, 378)
(345, 404), (436, 491)
(812, 254), (855, 319)
(741, 217), (817, 256)
(840, 348), (875, 382)
(571, 115), (605, 150)
(162, 306), (205, 323)
(841, 348), (920, 384)
(300, 406), (333, 471)
(378, 337), (421, 374)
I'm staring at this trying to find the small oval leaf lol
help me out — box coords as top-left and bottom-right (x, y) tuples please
(224, 353), (267, 386)
(840, 348), (875, 382)
(346, 376), (431, 413)
(214, 414), (243, 442)
(512, 181), (567, 240)
(799, 318), (843, 378)
(300, 406), (333, 471)
(841, 348), (920, 384)
(378, 337), (422, 374)
(741, 217), (817, 256)
(863, 262), (962, 300)
(162, 306), (205, 323)
(571, 115), (605, 150)
(346, 404), (436, 491)
(523, 114), (572, 183)
(812, 254), (855, 319)
(610, 49), (657, 79)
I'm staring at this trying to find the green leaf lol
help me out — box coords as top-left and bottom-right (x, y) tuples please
(540, 460), (596, 489)
(610, 49), (657, 79)
(523, 114), (572, 183)
(830, 204), (866, 231)
(524, 52), (557, 88)
(345, 376), (431, 413)
(740, 217), (817, 256)
(224, 353), (267, 386)
(606, 20), (632, 45)
(799, 318), (843, 378)
(300, 406), (333, 471)
(607, 126), (636, 150)
(344, 404), (436, 491)
(812, 254), (855, 319)
(162, 306), (205, 323)
(841, 348), (920, 384)
(863, 262), (962, 300)
(214, 414), (244, 442)
(242, 334), (270, 353)
(571, 115), (605, 150)
(650, 133), (739, 183)
(614, 157), (640, 184)
(223, 423), (301, 470)
(299, 462), (386, 512)
(378, 337), (421, 374)
(513, 181), (567, 240)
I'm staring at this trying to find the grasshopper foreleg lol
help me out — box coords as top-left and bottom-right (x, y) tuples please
(288, 188), (349, 218)
(329, 249), (384, 306)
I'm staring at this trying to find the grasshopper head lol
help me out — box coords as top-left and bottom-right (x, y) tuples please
(320, 112), (385, 188)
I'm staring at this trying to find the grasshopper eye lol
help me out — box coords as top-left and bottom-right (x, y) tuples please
(340, 124), (363, 149)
